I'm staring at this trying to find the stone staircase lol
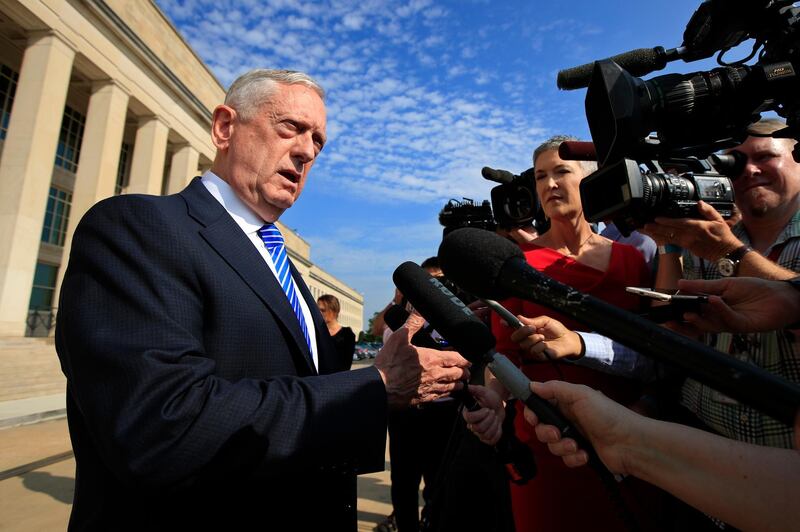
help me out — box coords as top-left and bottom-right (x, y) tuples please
(0, 337), (64, 402)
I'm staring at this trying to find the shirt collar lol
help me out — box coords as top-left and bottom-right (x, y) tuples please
(201, 171), (266, 235)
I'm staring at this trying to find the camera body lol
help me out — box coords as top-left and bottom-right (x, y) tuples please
(580, 158), (736, 235)
(438, 198), (497, 236)
(563, 0), (800, 234)
(483, 166), (541, 229)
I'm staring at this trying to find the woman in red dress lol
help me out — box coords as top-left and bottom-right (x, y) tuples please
(465, 136), (663, 531)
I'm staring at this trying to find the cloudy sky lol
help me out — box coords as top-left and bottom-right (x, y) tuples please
(156, 0), (738, 324)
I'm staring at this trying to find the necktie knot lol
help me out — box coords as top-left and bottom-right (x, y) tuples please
(258, 223), (285, 250)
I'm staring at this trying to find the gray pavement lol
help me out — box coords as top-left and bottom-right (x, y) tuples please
(0, 354), (408, 531)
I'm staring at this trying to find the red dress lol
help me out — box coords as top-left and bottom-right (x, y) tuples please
(491, 241), (661, 532)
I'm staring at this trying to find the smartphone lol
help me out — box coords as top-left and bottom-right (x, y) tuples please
(626, 287), (709, 323)
(626, 287), (709, 303)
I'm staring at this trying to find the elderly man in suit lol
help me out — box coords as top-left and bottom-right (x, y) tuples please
(55, 69), (470, 531)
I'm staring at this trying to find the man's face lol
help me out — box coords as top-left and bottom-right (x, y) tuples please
(221, 83), (327, 221)
(732, 135), (800, 219)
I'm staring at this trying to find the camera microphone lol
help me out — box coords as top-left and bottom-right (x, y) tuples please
(557, 46), (670, 90)
(481, 166), (517, 185)
(558, 141), (597, 162)
(438, 228), (800, 427)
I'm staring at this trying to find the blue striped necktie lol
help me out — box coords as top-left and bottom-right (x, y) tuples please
(257, 223), (313, 356)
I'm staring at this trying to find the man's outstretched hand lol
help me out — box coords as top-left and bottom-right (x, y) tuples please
(374, 312), (470, 409)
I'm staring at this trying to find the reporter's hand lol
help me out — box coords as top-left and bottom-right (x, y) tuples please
(522, 380), (642, 475)
(642, 201), (742, 260)
(677, 277), (800, 333)
(375, 312), (471, 409)
(463, 384), (505, 446)
(509, 315), (583, 360)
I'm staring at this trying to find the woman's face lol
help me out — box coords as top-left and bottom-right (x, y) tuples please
(317, 302), (336, 324)
(533, 149), (587, 221)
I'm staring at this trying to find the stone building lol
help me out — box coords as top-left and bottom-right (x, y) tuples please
(0, 0), (363, 337)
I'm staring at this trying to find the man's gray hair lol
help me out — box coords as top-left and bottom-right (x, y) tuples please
(224, 69), (325, 122)
(533, 134), (598, 175)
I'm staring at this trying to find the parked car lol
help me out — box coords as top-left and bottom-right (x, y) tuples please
(354, 342), (381, 361)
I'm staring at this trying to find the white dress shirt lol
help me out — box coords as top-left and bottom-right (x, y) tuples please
(201, 171), (318, 369)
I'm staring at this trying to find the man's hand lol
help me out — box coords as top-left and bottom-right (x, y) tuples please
(374, 312), (470, 409)
(522, 380), (642, 474)
(463, 384), (505, 446)
(677, 277), (800, 333)
(642, 201), (742, 260)
(509, 315), (583, 360)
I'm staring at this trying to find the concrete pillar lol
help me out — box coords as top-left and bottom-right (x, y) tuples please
(127, 115), (168, 195)
(166, 143), (199, 194)
(0, 32), (75, 336)
(53, 80), (129, 305)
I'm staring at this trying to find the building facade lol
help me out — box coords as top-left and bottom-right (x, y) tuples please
(0, 0), (363, 337)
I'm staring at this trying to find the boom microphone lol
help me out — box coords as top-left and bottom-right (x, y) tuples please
(557, 46), (670, 90)
(438, 228), (800, 426)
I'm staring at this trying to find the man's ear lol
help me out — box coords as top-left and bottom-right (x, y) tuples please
(211, 104), (236, 150)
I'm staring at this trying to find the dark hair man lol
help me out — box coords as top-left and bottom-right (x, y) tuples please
(55, 69), (469, 531)
(643, 117), (800, 448)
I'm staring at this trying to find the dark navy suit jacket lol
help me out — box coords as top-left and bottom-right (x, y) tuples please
(56, 178), (387, 530)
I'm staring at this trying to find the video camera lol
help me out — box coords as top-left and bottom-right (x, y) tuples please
(437, 168), (547, 237)
(558, 0), (800, 235)
(438, 198), (497, 236)
(481, 166), (543, 230)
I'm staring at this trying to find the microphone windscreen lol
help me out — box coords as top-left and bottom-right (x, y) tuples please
(384, 304), (410, 332)
(438, 228), (523, 300)
(392, 261), (495, 363)
(557, 47), (665, 90)
(482, 166), (516, 185)
(558, 141), (597, 161)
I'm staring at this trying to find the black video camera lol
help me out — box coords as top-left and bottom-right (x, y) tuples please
(481, 166), (541, 230)
(558, 0), (800, 235)
(438, 198), (497, 237)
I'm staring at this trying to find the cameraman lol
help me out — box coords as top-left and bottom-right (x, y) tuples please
(642, 118), (800, 449)
(515, 275), (800, 532)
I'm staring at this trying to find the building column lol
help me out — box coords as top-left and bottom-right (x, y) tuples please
(0, 32), (75, 336)
(166, 143), (199, 194)
(54, 80), (130, 305)
(127, 115), (168, 195)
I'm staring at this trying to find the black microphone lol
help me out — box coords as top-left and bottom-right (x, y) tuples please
(392, 261), (580, 438)
(557, 46), (668, 90)
(482, 166), (517, 185)
(438, 228), (800, 427)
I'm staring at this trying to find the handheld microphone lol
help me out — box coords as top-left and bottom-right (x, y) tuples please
(391, 262), (580, 439)
(438, 228), (800, 427)
(388, 270), (536, 483)
(557, 46), (669, 90)
(393, 261), (638, 525)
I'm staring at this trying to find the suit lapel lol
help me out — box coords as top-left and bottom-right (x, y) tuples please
(180, 178), (317, 374)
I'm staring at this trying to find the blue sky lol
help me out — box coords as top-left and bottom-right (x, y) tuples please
(156, 0), (746, 325)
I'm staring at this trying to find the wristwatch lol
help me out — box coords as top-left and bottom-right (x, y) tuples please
(716, 245), (753, 277)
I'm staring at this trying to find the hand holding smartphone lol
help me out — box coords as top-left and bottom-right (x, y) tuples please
(626, 287), (709, 323)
